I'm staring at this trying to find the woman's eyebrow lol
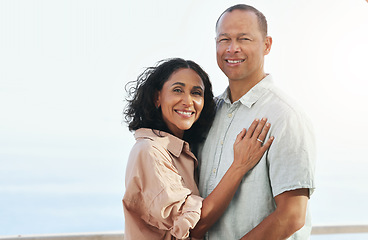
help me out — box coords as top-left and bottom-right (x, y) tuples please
(171, 82), (204, 91)
(193, 86), (204, 91)
(171, 82), (185, 87)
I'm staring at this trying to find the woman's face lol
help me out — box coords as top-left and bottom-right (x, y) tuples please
(156, 68), (205, 139)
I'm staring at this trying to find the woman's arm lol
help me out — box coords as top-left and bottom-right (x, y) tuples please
(190, 118), (274, 238)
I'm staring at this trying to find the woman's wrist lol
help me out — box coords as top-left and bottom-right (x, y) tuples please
(228, 163), (249, 180)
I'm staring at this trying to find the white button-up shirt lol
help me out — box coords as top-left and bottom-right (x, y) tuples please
(198, 75), (316, 240)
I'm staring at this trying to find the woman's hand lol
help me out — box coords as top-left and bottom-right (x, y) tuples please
(232, 118), (274, 175)
(190, 118), (274, 239)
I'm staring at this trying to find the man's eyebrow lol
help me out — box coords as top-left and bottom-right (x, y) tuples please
(217, 33), (250, 38)
(217, 33), (230, 38)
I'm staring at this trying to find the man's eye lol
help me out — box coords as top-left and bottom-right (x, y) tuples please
(239, 38), (251, 41)
(218, 38), (229, 42)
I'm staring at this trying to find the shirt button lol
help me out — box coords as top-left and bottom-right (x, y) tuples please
(213, 168), (216, 173)
(220, 140), (224, 145)
(228, 113), (232, 118)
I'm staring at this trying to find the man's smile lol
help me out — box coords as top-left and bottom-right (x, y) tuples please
(226, 59), (245, 64)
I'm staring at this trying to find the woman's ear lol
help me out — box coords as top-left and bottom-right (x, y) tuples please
(154, 91), (161, 108)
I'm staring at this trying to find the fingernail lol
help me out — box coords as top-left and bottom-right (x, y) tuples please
(266, 123), (270, 127)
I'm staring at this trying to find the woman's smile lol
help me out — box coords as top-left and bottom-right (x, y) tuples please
(175, 109), (195, 117)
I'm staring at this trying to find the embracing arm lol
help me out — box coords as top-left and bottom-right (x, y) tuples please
(189, 160), (248, 238)
(240, 188), (309, 240)
(190, 118), (274, 238)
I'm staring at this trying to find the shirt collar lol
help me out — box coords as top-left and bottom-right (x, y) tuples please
(219, 74), (274, 108)
(134, 128), (186, 158)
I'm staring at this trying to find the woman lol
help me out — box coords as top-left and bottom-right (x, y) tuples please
(123, 58), (273, 240)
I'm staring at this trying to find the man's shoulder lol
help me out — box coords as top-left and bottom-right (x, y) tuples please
(213, 96), (223, 107)
(262, 85), (306, 118)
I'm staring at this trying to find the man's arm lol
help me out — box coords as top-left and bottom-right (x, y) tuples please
(240, 188), (309, 240)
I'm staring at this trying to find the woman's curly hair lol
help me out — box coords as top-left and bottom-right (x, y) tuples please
(124, 58), (215, 145)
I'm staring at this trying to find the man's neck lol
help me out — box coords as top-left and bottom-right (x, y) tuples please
(228, 73), (267, 103)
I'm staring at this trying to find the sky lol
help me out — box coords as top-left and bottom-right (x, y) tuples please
(0, 0), (368, 236)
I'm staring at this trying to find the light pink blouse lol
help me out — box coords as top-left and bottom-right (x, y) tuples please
(123, 128), (203, 240)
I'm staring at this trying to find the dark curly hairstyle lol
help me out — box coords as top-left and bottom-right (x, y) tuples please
(124, 58), (215, 145)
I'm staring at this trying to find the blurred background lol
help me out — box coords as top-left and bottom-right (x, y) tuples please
(1, 0), (367, 238)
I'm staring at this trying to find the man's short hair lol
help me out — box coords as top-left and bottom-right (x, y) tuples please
(216, 4), (268, 38)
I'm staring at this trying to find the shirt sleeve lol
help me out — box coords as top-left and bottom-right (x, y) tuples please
(123, 140), (203, 239)
(267, 107), (316, 197)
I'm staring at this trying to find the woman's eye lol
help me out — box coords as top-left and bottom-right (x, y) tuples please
(192, 91), (203, 96)
(173, 88), (182, 93)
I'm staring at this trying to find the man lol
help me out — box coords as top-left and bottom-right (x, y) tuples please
(198, 4), (316, 240)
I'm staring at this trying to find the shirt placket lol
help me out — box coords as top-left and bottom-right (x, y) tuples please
(207, 102), (239, 194)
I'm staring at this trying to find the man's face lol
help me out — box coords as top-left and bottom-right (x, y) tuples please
(216, 10), (271, 83)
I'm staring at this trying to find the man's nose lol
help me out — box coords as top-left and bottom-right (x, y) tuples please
(227, 40), (240, 53)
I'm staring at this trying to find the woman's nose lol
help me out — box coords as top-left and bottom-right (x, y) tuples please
(181, 93), (193, 106)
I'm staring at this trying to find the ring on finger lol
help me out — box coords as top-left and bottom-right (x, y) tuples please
(257, 138), (264, 143)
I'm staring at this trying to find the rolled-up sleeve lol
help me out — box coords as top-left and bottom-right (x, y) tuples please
(268, 106), (316, 198)
(171, 195), (203, 238)
(124, 140), (203, 239)
(150, 192), (203, 239)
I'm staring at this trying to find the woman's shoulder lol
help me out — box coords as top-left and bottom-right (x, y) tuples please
(129, 133), (172, 164)
(130, 136), (162, 158)
(126, 132), (179, 186)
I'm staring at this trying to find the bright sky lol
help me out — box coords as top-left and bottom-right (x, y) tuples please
(0, 0), (367, 235)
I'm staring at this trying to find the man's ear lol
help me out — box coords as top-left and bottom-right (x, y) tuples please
(264, 36), (272, 55)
